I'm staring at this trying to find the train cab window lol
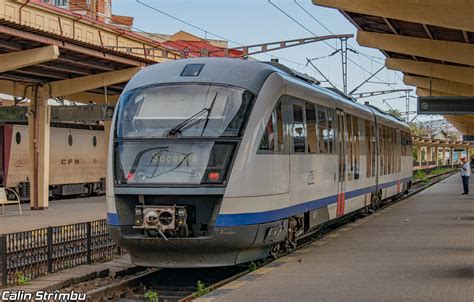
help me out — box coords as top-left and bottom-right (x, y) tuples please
(306, 103), (317, 154)
(259, 102), (285, 153)
(292, 103), (306, 153)
(317, 106), (328, 154)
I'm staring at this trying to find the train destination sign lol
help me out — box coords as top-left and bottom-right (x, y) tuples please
(418, 96), (474, 115)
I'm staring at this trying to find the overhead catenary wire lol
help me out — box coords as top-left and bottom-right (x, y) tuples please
(268, 0), (397, 92)
(134, 0), (307, 68)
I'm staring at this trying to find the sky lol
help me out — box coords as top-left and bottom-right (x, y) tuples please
(112, 0), (428, 122)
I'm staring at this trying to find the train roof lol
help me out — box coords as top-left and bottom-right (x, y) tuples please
(124, 58), (409, 130)
(124, 57), (283, 95)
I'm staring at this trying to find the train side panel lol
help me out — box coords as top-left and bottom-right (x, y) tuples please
(49, 128), (105, 185)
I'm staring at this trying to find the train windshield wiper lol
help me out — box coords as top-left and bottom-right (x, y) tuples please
(167, 92), (218, 137)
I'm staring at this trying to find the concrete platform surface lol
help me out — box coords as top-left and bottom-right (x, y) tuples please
(0, 196), (106, 234)
(199, 175), (474, 302)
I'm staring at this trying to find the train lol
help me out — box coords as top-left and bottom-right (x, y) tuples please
(107, 58), (413, 267)
(1, 123), (106, 200)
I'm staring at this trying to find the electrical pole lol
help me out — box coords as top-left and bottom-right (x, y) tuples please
(340, 38), (348, 94)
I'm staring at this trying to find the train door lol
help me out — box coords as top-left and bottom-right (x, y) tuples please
(336, 109), (346, 217)
(288, 98), (309, 206)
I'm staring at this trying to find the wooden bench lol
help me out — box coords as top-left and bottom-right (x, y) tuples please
(0, 188), (22, 215)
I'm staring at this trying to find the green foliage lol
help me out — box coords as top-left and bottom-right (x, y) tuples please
(15, 272), (30, 285)
(249, 262), (258, 272)
(413, 170), (426, 180)
(144, 290), (159, 302)
(193, 280), (210, 298)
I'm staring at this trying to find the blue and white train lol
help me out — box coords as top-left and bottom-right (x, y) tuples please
(107, 58), (413, 267)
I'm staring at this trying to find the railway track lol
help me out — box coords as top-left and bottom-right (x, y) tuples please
(85, 170), (456, 302)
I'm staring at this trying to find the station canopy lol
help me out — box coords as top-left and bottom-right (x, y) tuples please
(313, 0), (474, 134)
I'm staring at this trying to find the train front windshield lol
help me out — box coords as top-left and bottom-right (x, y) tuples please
(114, 84), (254, 185)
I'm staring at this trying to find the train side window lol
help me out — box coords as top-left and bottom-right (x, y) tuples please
(305, 102), (317, 154)
(346, 114), (353, 181)
(365, 120), (372, 178)
(275, 103), (285, 152)
(353, 116), (360, 179)
(68, 134), (73, 146)
(93, 136), (97, 147)
(16, 132), (21, 144)
(259, 109), (277, 152)
(327, 109), (335, 154)
(292, 103), (306, 153)
(258, 102), (284, 153)
(317, 106), (328, 154)
(371, 124), (376, 177)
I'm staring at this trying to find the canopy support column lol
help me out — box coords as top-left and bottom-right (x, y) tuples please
(28, 85), (50, 210)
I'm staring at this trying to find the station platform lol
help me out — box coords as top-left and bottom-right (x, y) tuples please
(200, 174), (474, 301)
(0, 196), (106, 234)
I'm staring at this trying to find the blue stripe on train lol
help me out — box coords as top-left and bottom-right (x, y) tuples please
(215, 177), (411, 227)
(107, 213), (120, 226)
(106, 177), (411, 227)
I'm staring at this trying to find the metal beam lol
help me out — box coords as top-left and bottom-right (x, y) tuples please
(313, 0), (474, 32)
(209, 34), (353, 57)
(357, 31), (474, 66)
(48, 67), (140, 98)
(0, 45), (60, 73)
(0, 79), (33, 98)
(404, 75), (474, 96)
(416, 88), (455, 97)
(386, 58), (474, 86)
(352, 89), (412, 99)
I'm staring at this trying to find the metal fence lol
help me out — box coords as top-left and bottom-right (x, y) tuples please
(0, 219), (123, 287)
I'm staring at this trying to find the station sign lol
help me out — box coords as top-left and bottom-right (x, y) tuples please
(51, 105), (115, 122)
(0, 106), (28, 122)
(418, 96), (474, 115)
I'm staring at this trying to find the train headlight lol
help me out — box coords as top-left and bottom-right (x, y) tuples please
(158, 211), (173, 226)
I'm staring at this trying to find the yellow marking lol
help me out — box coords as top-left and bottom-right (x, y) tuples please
(327, 232), (340, 238)
(220, 281), (248, 290)
(340, 227), (353, 232)
(296, 248), (313, 254)
(253, 267), (275, 275)
(314, 241), (328, 246)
